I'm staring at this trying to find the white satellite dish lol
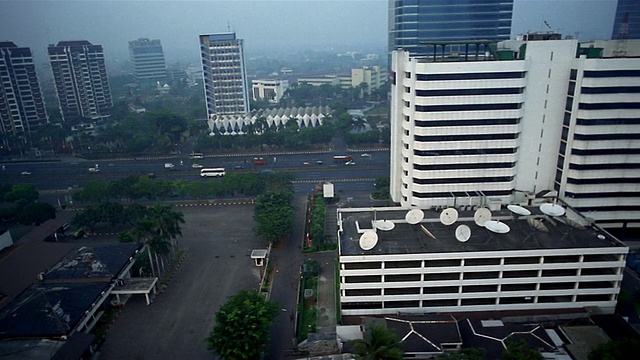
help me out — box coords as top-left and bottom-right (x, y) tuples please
(474, 207), (492, 227)
(374, 220), (395, 231)
(540, 203), (566, 217)
(507, 204), (531, 216)
(455, 225), (471, 242)
(440, 207), (459, 225)
(405, 209), (424, 224)
(485, 220), (510, 234)
(359, 231), (378, 250)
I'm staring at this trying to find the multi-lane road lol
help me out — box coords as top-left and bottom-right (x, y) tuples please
(1, 149), (390, 202)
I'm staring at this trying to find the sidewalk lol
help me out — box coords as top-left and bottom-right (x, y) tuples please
(314, 252), (337, 333)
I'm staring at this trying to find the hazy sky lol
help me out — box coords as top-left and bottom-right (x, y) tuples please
(0, 0), (618, 65)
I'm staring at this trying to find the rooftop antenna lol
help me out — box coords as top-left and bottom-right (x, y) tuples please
(227, 22), (231, 32)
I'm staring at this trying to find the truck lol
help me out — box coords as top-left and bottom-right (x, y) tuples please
(252, 157), (266, 165)
(164, 163), (175, 170)
(333, 155), (353, 163)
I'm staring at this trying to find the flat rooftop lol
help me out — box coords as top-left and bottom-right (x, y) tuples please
(338, 204), (626, 256)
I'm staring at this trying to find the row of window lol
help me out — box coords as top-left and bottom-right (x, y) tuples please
(567, 177), (640, 185)
(415, 103), (522, 112)
(583, 70), (640, 78)
(576, 118), (640, 125)
(414, 162), (515, 171)
(565, 191), (640, 199)
(578, 102), (640, 110)
(414, 148), (517, 156)
(580, 86), (640, 94)
(412, 176), (513, 185)
(415, 87), (523, 96)
(569, 163), (640, 170)
(573, 133), (640, 141)
(415, 118), (520, 127)
(571, 148), (640, 156)
(414, 133), (518, 142)
(415, 71), (525, 81)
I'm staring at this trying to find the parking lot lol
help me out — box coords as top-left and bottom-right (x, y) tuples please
(96, 204), (266, 360)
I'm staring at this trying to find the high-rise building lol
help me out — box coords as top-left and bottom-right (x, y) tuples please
(0, 42), (48, 139)
(48, 40), (112, 125)
(199, 32), (249, 134)
(388, 0), (514, 57)
(128, 38), (167, 86)
(611, 0), (640, 40)
(390, 38), (640, 230)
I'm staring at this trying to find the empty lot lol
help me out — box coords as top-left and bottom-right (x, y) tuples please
(97, 204), (264, 360)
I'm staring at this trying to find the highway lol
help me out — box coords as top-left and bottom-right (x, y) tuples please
(0, 149), (390, 202)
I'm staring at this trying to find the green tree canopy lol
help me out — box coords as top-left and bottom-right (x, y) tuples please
(438, 348), (486, 360)
(206, 290), (279, 360)
(4, 184), (39, 203)
(350, 322), (404, 360)
(588, 338), (640, 360)
(502, 338), (542, 360)
(254, 189), (295, 243)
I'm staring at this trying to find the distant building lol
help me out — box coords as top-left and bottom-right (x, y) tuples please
(199, 32), (250, 127)
(207, 106), (330, 135)
(611, 0), (640, 40)
(251, 79), (289, 104)
(390, 38), (640, 229)
(388, 0), (514, 57)
(352, 65), (386, 94)
(128, 38), (167, 87)
(0, 41), (48, 139)
(297, 75), (340, 87)
(48, 40), (112, 125)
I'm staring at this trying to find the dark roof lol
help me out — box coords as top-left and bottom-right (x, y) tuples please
(17, 211), (75, 244)
(44, 243), (141, 281)
(383, 315), (461, 354)
(0, 282), (109, 338)
(458, 318), (556, 359)
(0, 242), (74, 310)
(0, 41), (18, 48)
(51, 331), (95, 360)
(54, 40), (93, 47)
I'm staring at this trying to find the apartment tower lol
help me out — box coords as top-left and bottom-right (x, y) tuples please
(199, 32), (249, 134)
(128, 38), (167, 87)
(48, 40), (112, 125)
(0, 42), (48, 139)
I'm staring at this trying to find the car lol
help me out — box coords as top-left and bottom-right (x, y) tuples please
(316, 160), (324, 165)
(345, 160), (355, 165)
(234, 165), (244, 169)
(164, 163), (175, 169)
(21, 171), (31, 175)
(302, 161), (310, 166)
(361, 153), (371, 158)
(147, 172), (156, 179)
(192, 163), (203, 168)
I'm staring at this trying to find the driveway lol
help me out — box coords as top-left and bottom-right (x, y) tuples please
(96, 204), (265, 360)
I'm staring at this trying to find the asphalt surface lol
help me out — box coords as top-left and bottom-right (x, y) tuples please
(96, 204), (265, 360)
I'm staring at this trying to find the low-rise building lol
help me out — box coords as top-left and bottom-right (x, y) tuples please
(251, 79), (289, 103)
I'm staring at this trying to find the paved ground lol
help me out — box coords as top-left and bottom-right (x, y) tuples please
(96, 204), (265, 360)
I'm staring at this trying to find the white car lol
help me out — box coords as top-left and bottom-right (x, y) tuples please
(21, 171), (31, 175)
(192, 163), (203, 168)
(164, 163), (175, 169)
(361, 153), (371, 158)
(345, 160), (355, 165)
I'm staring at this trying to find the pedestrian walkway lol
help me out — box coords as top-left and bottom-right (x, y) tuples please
(314, 253), (337, 334)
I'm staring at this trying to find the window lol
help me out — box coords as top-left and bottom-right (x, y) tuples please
(416, 71), (525, 81)
(405, 71), (411, 79)
(405, 86), (411, 93)
(416, 103), (522, 112)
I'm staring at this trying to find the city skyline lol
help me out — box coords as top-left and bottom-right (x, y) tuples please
(0, 1), (619, 66)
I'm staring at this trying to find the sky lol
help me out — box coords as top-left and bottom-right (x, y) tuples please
(0, 0), (619, 66)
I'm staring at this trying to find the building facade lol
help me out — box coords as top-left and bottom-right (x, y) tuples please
(388, 0), (513, 57)
(0, 42), (48, 139)
(611, 0), (639, 40)
(48, 40), (112, 125)
(390, 39), (640, 229)
(352, 65), (386, 94)
(338, 204), (627, 316)
(251, 79), (289, 104)
(128, 38), (167, 86)
(207, 106), (329, 135)
(199, 32), (250, 128)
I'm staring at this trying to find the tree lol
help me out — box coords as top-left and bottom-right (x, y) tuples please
(438, 348), (486, 360)
(254, 190), (295, 243)
(206, 290), (279, 360)
(350, 322), (404, 360)
(4, 184), (39, 203)
(588, 338), (640, 360)
(16, 202), (56, 225)
(146, 204), (185, 257)
(502, 338), (542, 360)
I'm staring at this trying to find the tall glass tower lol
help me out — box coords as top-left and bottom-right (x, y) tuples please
(388, 0), (514, 56)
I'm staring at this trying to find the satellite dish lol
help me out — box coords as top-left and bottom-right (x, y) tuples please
(485, 220), (510, 234)
(359, 231), (378, 250)
(540, 203), (566, 217)
(455, 225), (471, 242)
(405, 209), (424, 224)
(374, 220), (395, 231)
(507, 204), (531, 216)
(474, 207), (492, 227)
(440, 207), (459, 225)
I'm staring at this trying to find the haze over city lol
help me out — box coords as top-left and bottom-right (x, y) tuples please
(0, 0), (618, 65)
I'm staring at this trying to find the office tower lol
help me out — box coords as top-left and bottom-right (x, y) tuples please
(611, 0), (640, 40)
(0, 42), (48, 138)
(128, 38), (167, 86)
(199, 32), (249, 133)
(48, 40), (112, 125)
(388, 0), (514, 56)
(390, 38), (640, 229)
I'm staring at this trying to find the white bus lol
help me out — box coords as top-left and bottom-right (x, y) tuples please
(200, 168), (226, 177)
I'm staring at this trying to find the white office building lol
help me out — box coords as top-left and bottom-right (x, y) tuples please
(390, 38), (640, 229)
(338, 203), (627, 316)
(251, 79), (289, 104)
(199, 32), (250, 129)
(128, 38), (167, 86)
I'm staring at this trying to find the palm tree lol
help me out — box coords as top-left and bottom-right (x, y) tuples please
(133, 217), (160, 277)
(147, 204), (185, 258)
(350, 323), (404, 360)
